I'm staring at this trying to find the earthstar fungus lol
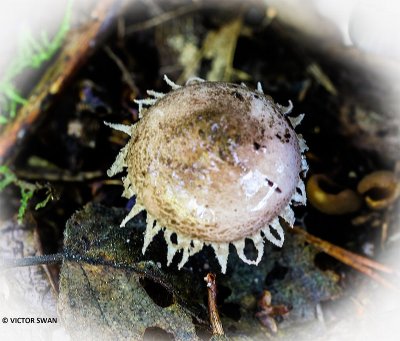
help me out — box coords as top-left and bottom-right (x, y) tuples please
(106, 76), (308, 273)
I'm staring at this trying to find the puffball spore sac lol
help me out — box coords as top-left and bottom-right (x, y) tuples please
(106, 77), (308, 273)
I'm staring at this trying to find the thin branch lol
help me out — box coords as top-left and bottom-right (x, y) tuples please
(0, 253), (64, 269)
(103, 46), (138, 93)
(204, 273), (225, 336)
(292, 226), (399, 291)
(126, 4), (199, 34)
(15, 168), (103, 182)
(0, 0), (120, 163)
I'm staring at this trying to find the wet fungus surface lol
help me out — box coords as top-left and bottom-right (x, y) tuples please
(107, 78), (307, 273)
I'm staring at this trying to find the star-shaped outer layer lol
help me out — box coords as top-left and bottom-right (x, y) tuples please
(106, 76), (307, 273)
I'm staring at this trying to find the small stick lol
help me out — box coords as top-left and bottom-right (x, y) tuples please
(126, 4), (199, 34)
(33, 227), (60, 295)
(0, 0), (120, 163)
(204, 273), (224, 336)
(14, 169), (103, 182)
(104, 46), (138, 94)
(292, 227), (399, 291)
(0, 253), (64, 269)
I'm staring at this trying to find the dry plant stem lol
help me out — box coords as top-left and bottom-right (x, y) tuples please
(104, 46), (138, 94)
(40, 260), (59, 295)
(0, 0), (120, 163)
(0, 253), (65, 269)
(292, 227), (399, 291)
(177, 17), (243, 84)
(126, 3), (199, 34)
(33, 227), (60, 294)
(204, 273), (225, 336)
(14, 169), (103, 182)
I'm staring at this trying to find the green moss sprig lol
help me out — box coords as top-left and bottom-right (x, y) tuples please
(0, 165), (53, 223)
(0, 0), (72, 123)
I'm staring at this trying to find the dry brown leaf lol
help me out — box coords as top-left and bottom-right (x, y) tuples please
(58, 262), (197, 341)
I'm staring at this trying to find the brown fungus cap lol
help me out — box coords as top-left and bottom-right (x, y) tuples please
(107, 79), (307, 272)
(127, 82), (301, 242)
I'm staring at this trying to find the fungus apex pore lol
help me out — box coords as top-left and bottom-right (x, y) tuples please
(107, 77), (307, 273)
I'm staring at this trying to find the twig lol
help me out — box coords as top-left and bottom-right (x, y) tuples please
(126, 4), (199, 34)
(0, 253), (65, 269)
(33, 226), (60, 295)
(104, 46), (138, 93)
(204, 273), (225, 336)
(15, 168), (103, 182)
(0, 0), (120, 164)
(292, 227), (399, 291)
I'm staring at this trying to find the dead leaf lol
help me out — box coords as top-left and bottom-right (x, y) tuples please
(58, 203), (202, 340)
(57, 203), (342, 340)
(58, 262), (197, 340)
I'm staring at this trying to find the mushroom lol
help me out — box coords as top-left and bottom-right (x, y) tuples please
(106, 77), (308, 273)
